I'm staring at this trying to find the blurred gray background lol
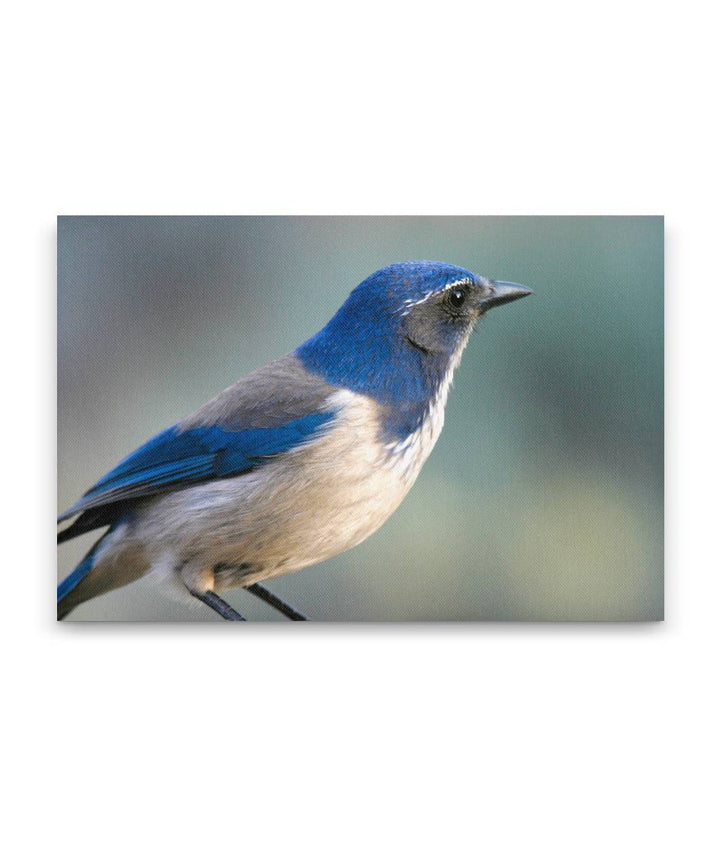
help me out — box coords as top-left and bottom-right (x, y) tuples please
(57, 216), (663, 621)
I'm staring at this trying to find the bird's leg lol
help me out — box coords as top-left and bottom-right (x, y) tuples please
(191, 589), (246, 621)
(182, 566), (246, 621)
(245, 583), (307, 621)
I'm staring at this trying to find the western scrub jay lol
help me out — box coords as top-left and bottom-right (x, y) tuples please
(57, 260), (531, 620)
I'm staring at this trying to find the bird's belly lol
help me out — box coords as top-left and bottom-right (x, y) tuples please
(208, 439), (425, 587)
(136, 392), (444, 589)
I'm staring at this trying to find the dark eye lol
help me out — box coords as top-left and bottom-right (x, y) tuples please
(448, 288), (466, 309)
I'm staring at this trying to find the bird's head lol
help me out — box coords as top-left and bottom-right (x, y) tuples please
(296, 261), (531, 415)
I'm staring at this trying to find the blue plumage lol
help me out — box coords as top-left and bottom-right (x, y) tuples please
(56, 411), (337, 614)
(297, 262), (475, 404)
(60, 412), (336, 518)
(96, 416), (334, 498)
(57, 260), (532, 620)
(56, 545), (98, 602)
(296, 261), (479, 439)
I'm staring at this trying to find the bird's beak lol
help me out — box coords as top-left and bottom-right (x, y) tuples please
(480, 281), (533, 311)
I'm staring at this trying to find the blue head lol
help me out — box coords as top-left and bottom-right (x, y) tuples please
(296, 261), (531, 436)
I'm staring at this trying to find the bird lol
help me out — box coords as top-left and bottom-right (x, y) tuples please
(57, 260), (531, 620)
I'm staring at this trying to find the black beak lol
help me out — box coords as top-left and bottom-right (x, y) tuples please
(480, 281), (533, 311)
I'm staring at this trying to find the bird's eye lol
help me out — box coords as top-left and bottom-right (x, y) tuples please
(448, 288), (466, 309)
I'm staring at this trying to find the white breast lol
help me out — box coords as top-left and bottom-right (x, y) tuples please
(382, 399), (446, 484)
(133, 384), (455, 591)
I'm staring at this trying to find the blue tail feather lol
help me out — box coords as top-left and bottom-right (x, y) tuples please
(57, 552), (95, 603)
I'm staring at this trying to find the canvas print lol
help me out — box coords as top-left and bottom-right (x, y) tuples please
(57, 216), (663, 621)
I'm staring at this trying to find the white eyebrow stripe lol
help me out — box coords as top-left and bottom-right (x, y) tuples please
(397, 277), (474, 316)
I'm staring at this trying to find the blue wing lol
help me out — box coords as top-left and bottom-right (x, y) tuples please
(58, 411), (335, 523)
(57, 352), (342, 543)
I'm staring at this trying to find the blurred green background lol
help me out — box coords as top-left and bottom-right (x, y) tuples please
(57, 216), (663, 621)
